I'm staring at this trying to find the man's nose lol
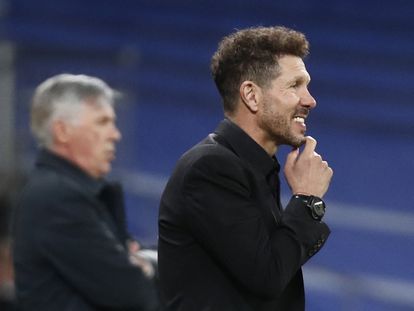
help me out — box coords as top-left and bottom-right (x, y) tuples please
(301, 88), (316, 109)
(111, 124), (122, 141)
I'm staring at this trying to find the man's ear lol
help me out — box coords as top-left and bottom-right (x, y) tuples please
(51, 119), (71, 144)
(239, 81), (260, 113)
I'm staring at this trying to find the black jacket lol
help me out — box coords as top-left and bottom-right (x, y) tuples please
(158, 119), (330, 311)
(13, 149), (159, 311)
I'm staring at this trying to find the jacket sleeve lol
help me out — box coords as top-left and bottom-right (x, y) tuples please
(33, 184), (159, 311)
(181, 152), (330, 299)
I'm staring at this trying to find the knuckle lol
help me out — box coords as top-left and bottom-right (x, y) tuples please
(312, 152), (322, 161)
(307, 136), (316, 144)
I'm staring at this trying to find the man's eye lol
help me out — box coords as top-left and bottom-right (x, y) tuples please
(96, 118), (109, 125)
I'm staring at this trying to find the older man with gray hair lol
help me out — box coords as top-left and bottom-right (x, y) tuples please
(13, 74), (160, 311)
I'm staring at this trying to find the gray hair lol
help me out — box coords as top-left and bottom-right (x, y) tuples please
(31, 74), (116, 147)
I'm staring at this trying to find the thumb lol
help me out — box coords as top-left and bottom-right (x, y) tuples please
(302, 136), (317, 156)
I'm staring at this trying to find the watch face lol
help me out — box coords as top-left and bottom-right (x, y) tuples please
(296, 194), (326, 220)
(307, 196), (325, 220)
(313, 200), (325, 217)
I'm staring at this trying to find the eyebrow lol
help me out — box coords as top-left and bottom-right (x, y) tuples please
(96, 114), (116, 123)
(289, 75), (311, 85)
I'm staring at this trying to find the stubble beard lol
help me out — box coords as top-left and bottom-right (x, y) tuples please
(259, 101), (306, 149)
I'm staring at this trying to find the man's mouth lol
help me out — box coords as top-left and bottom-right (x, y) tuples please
(292, 110), (309, 132)
(293, 116), (306, 124)
(292, 108), (310, 127)
(106, 148), (116, 161)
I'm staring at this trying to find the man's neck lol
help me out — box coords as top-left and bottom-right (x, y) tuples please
(226, 114), (278, 156)
(47, 145), (98, 179)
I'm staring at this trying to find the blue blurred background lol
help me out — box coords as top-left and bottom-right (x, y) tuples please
(1, 0), (414, 310)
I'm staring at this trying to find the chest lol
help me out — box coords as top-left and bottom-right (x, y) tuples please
(246, 171), (282, 231)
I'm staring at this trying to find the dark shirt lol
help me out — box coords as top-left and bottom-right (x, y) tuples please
(13, 149), (159, 311)
(158, 119), (330, 311)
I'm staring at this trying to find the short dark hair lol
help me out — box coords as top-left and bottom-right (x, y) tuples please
(211, 26), (309, 113)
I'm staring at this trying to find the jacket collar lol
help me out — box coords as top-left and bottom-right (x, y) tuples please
(35, 148), (106, 196)
(214, 118), (280, 177)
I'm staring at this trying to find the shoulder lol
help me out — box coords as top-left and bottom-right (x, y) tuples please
(168, 135), (252, 191)
(180, 135), (244, 175)
(19, 168), (89, 214)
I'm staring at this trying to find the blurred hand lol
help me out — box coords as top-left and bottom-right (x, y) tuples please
(127, 240), (141, 253)
(127, 240), (155, 278)
(284, 136), (333, 198)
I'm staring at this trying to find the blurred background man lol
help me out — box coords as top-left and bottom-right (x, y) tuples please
(13, 74), (160, 311)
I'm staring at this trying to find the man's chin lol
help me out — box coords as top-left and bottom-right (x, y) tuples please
(96, 164), (111, 179)
(289, 136), (306, 148)
(273, 132), (306, 148)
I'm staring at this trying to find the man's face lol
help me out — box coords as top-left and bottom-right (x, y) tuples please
(257, 55), (316, 148)
(66, 100), (121, 178)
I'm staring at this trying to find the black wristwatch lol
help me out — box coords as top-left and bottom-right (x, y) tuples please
(294, 194), (326, 221)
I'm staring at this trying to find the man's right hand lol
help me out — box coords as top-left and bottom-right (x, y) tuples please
(284, 136), (333, 198)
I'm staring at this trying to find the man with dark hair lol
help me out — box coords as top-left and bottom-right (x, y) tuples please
(158, 26), (333, 310)
(13, 74), (160, 311)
